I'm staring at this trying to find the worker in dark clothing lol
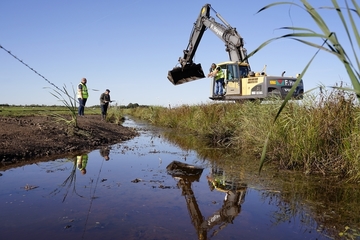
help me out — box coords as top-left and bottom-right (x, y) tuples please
(99, 89), (111, 120)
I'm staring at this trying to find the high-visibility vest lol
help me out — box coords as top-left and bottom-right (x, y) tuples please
(214, 66), (224, 80)
(77, 154), (88, 170)
(77, 83), (89, 99)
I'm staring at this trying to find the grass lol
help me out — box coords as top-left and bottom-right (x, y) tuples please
(47, 84), (79, 128)
(125, 87), (360, 182)
(0, 105), (75, 117)
(106, 104), (126, 124)
(249, 0), (360, 173)
(0, 104), (126, 126)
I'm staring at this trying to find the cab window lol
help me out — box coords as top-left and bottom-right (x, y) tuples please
(226, 64), (238, 81)
(239, 66), (249, 77)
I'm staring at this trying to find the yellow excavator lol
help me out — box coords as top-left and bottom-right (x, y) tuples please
(167, 4), (304, 101)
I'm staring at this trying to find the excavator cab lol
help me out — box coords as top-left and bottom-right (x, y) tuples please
(167, 63), (205, 85)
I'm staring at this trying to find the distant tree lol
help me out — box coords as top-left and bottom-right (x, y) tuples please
(127, 103), (139, 108)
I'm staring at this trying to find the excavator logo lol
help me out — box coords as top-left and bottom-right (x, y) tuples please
(210, 24), (222, 36)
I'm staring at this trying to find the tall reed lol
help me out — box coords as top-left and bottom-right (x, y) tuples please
(127, 87), (360, 181)
(47, 84), (79, 128)
(251, 0), (359, 173)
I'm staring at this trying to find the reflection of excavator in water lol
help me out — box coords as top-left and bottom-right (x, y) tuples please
(167, 161), (247, 239)
(167, 3), (304, 101)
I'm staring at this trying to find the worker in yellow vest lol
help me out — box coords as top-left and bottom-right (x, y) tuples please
(207, 63), (225, 96)
(77, 78), (89, 116)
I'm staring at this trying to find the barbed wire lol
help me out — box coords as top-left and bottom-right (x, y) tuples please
(0, 44), (65, 94)
(0, 44), (105, 113)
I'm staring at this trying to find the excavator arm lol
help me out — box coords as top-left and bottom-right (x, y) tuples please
(178, 4), (210, 69)
(167, 4), (210, 85)
(167, 3), (250, 85)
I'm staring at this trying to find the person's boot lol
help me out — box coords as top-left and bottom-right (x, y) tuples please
(101, 114), (105, 120)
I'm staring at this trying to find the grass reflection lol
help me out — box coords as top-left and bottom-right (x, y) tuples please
(49, 155), (86, 202)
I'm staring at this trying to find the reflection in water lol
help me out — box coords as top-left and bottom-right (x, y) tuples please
(50, 154), (89, 202)
(77, 153), (89, 175)
(162, 127), (360, 238)
(99, 146), (111, 161)
(204, 164), (247, 238)
(2, 118), (360, 239)
(167, 161), (247, 240)
(50, 150), (109, 237)
(50, 150), (111, 204)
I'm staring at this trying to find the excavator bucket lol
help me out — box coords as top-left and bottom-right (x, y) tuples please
(166, 160), (203, 181)
(167, 63), (205, 85)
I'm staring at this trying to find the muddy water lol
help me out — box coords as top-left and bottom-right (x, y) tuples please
(1, 118), (360, 240)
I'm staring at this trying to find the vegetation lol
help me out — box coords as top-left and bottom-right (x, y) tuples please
(125, 88), (360, 182)
(47, 85), (80, 128)
(0, 104), (127, 126)
(250, 0), (359, 173)
(0, 105), (76, 117)
(106, 104), (126, 124)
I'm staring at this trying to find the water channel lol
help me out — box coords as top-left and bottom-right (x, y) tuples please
(1, 117), (360, 240)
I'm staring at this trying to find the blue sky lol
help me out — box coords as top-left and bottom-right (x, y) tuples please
(0, 0), (357, 107)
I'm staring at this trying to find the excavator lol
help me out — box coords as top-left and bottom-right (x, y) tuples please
(167, 4), (304, 101)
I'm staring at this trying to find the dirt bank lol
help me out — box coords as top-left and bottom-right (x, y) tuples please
(0, 115), (138, 163)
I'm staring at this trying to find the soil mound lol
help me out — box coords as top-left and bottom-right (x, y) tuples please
(0, 115), (138, 163)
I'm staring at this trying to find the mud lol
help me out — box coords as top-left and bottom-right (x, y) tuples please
(0, 115), (138, 163)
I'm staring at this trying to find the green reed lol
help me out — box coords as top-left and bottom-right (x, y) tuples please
(126, 87), (360, 181)
(47, 85), (79, 128)
(251, 0), (359, 173)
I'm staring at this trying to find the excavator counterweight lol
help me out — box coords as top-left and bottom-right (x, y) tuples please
(167, 63), (205, 85)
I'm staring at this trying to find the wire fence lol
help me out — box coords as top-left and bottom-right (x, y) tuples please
(0, 44), (65, 94)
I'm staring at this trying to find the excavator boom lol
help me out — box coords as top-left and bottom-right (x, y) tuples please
(167, 4), (212, 85)
(167, 3), (249, 85)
